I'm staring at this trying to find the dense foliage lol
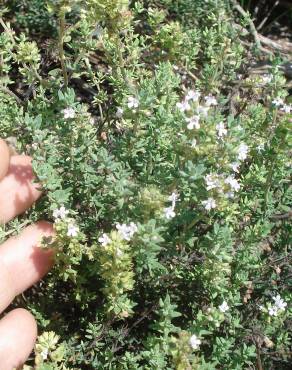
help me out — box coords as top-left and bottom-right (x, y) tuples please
(0, 0), (291, 369)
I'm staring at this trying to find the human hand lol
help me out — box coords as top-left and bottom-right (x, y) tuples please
(0, 138), (54, 370)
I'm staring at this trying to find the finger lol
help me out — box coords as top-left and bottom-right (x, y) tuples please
(0, 308), (37, 370)
(0, 222), (55, 313)
(0, 155), (42, 224)
(0, 139), (10, 181)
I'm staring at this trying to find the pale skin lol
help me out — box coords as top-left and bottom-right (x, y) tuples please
(0, 138), (54, 370)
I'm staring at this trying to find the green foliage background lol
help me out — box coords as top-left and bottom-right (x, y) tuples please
(0, 0), (291, 369)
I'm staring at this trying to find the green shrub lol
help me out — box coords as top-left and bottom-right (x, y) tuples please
(0, 0), (291, 369)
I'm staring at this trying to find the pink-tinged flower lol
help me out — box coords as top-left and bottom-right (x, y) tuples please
(185, 90), (201, 102)
(216, 121), (227, 138)
(186, 115), (200, 130)
(176, 100), (191, 112)
(205, 95), (218, 106)
(67, 224), (79, 237)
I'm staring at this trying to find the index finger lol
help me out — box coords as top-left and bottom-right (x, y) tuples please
(0, 139), (10, 181)
(0, 221), (55, 313)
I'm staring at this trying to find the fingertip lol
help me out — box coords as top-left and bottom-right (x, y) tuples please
(11, 308), (38, 337)
(0, 222), (55, 307)
(0, 155), (42, 224)
(0, 308), (37, 369)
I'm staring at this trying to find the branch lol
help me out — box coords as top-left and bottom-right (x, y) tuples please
(231, 0), (261, 50)
(270, 211), (292, 221)
(0, 85), (23, 105)
(58, 10), (68, 88)
(233, 23), (292, 55)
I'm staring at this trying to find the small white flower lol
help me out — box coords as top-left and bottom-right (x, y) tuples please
(40, 348), (49, 360)
(191, 139), (197, 148)
(273, 295), (287, 311)
(257, 143), (265, 152)
(189, 334), (201, 350)
(205, 174), (219, 191)
(197, 105), (210, 117)
(205, 95), (218, 106)
(127, 96), (139, 109)
(202, 198), (216, 211)
(216, 121), (227, 138)
(186, 90), (201, 102)
(116, 107), (124, 118)
(261, 74), (272, 84)
(176, 100), (191, 112)
(116, 222), (138, 241)
(280, 104), (291, 114)
(225, 191), (235, 199)
(219, 301), (229, 313)
(98, 233), (111, 247)
(268, 306), (278, 317)
(164, 206), (176, 219)
(62, 107), (75, 119)
(116, 223), (129, 240)
(67, 223), (79, 237)
(237, 143), (249, 161)
(168, 192), (179, 207)
(53, 206), (69, 221)
(225, 175), (240, 192)
(116, 248), (123, 257)
(230, 162), (240, 173)
(272, 97), (284, 107)
(186, 115), (200, 130)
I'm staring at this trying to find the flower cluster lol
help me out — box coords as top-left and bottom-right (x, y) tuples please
(189, 334), (201, 350)
(202, 169), (242, 209)
(164, 192), (179, 219)
(176, 89), (218, 132)
(116, 222), (138, 241)
(53, 206), (79, 237)
(35, 331), (62, 364)
(237, 142), (249, 161)
(98, 233), (111, 246)
(127, 96), (139, 110)
(268, 295), (288, 317)
(202, 197), (216, 211)
(62, 107), (76, 119)
(218, 301), (229, 313)
(272, 97), (291, 113)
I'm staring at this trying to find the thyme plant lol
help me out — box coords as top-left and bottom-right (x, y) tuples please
(0, 0), (291, 369)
